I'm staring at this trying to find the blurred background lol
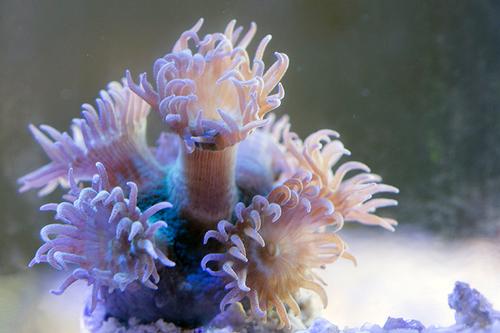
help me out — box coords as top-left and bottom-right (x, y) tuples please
(1, 0), (500, 332)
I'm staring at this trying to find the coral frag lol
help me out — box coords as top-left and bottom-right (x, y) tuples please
(19, 19), (398, 331)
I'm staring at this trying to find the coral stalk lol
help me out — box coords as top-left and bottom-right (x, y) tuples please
(170, 145), (238, 225)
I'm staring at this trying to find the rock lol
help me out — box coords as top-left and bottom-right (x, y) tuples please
(448, 281), (500, 328)
(383, 317), (425, 332)
(297, 318), (340, 333)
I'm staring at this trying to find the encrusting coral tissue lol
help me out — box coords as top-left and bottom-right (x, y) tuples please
(19, 19), (400, 332)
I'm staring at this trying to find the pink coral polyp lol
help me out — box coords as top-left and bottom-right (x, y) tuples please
(29, 163), (175, 311)
(127, 18), (289, 151)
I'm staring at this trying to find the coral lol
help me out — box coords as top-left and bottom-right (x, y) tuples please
(280, 125), (399, 231)
(19, 19), (398, 331)
(19, 81), (164, 196)
(29, 163), (175, 311)
(202, 171), (355, 329)
(126, 18), (288, 151)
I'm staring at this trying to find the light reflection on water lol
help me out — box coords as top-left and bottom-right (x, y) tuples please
(1, 228), (498, 332)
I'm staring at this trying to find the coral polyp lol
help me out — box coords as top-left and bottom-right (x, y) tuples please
(19, 19), (398, 331)
(281, 126), (400, 231)
(127, 18), (288, 151)
(18, 81), (163, 196)
(202, 171), (355, 328)
(29, 163), (175, 311)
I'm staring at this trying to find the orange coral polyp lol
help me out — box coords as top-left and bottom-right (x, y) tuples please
(202, 172), (354, 328)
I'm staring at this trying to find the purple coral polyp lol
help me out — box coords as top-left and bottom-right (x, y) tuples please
(29, 163), (174, 311)
(20, 19), (398, 331)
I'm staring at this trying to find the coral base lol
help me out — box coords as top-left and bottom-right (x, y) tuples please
(82, 281), (500, 333)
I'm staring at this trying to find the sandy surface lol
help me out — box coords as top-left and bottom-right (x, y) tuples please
(322, 228), (500, 328)
(1, 228), (499, 332)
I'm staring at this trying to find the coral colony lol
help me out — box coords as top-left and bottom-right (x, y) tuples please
(19, 20), (400, 331)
